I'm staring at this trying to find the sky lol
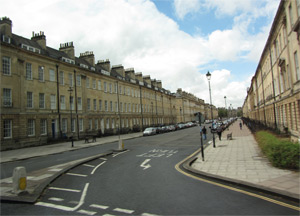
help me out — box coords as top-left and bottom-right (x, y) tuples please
(0, 0), (280, 108)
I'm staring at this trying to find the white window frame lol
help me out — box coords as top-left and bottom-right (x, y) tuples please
(2, 56), (11, 75)
(78, 97), (82, 110)
(38, 66), (44, 82)
(59, 71), (64, 85)
(27, 92), (33, 108)
(98, 80), (101, 90)
(3, 88), (12, 107)
(50, 94), (56, 109)
(28, 119), (35, 136)
(87, 98), (91, 110)
(60, 95), (66, 110)
(26, 63), (32, 80)
(93, 99), (97, 111)
(92, 79), (96, 89)
(69, 73), (73, 87)
(40, 119), (47, 135)
(49, 69), (55, 82)
(105, 100), (108, 111)
(39, 93), (45, 109)
(294, 51), (300, 80)
(3, 119), (12, 138)
(62, 118), (67, 133)
(79, 118), (83, 132)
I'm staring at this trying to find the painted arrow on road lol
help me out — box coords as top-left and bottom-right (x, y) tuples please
(140, 159), (151, 170)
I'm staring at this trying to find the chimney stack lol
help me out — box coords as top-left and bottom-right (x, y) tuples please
(97, 59), (111, 72)
(0, 17), (12, 37)
(31, 31), (46, 49)
(59, 42), (75, 60)
(80, 51), (95, 67)
(111, 64), (125, 77)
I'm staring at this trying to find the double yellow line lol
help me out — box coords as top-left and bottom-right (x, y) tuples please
(175, 149), (300, 212)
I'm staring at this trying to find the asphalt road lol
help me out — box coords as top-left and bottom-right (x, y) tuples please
(1, 126), (299, 215)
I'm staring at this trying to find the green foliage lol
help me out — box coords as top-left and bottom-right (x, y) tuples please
(218, 108), (228, 118)
(255, 131), (300, 170)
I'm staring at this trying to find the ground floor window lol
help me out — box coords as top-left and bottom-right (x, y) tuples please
(62, 118), (67, 133)
(40, 119), (47, 135)
(3, 119), (12, 138)
(79, 119), (83, 132)
(28, 119), (35, 136)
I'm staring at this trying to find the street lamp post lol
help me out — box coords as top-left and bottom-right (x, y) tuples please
(68, 87), (74, 148)
(206, 71), (216, 148)
(224, 96), (227, 118)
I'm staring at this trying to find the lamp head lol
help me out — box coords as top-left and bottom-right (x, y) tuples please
(206, 71), (211, 81)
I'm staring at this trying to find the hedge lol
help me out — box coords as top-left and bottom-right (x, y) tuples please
(255, 131), (299, 170)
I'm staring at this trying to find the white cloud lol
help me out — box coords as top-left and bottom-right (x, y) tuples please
(173, 0), (201, 20)
(0, 0), (278, 108)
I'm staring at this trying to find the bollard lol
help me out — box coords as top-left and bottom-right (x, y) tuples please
(12, 166), (27, 194)
(118, 139), (124, 150)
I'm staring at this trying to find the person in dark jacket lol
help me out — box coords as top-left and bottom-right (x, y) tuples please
(202, 126), (207, 140)
(217, 125), (223, 140)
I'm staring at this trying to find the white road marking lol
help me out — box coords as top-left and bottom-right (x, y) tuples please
(83, 164), (95, 168)
(48, 197), (64, 202)
(90, 204), (109, 209)
(99, 157), (108, 160)
(36, 183), (89, 212)
(66, 173), (87, 177)
(113, 207), (135, 214)
(112, 150), (129, 157)
(103, 214), (115, 216)
(77, 209), (97, 215)
(141, 213), (159, 216)
(48, 187), (81, 193)
(48, 168), (63, 172)
(91, 161), (106, 175)
(140, 159), (151, 170)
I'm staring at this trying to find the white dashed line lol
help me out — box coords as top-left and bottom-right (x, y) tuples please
(90, 204), (109, 210)
(91, 161), (106, 175)
(99, 157), (107, 160)
(48, 197), (64, 202)
(141, 213), (159, 216)
(103, 214), (115, 216)
(48, 187), (81, 193)
(83, 164), (95, 168)
(66, 173), (88, 177)
(113, 207), (135, 214)
(77, 209), (97, 215)
(112, 150), (129, 157)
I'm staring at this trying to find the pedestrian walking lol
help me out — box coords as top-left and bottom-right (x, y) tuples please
(217, 126), (222, 140)
(240, 122), (242, 130)
(202, 126), (207, 140)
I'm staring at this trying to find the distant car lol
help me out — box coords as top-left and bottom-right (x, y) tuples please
(143, 127), (156, 136)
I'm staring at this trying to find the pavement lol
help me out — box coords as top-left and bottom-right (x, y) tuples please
(187, 120), (300, 201)
(0, 122), (299, 204)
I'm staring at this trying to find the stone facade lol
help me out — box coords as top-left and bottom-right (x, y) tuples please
(243, 0), (300, 142)
(0, 17), (207, 150)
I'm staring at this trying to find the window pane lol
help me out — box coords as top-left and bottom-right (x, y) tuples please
(2, 56), (11, 75)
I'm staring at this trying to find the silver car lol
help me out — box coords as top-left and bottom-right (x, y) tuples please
(143, 127), (157, 136)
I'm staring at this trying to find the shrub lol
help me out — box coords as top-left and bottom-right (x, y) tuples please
(255, 131), (300, 170)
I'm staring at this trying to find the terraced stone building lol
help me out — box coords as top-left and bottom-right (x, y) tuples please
(0, 17), (207, 150)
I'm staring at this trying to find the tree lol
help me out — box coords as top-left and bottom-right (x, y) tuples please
(218, 108), (228, 119)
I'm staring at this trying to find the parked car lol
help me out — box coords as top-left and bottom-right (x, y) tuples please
(143, 127), (157, 136)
